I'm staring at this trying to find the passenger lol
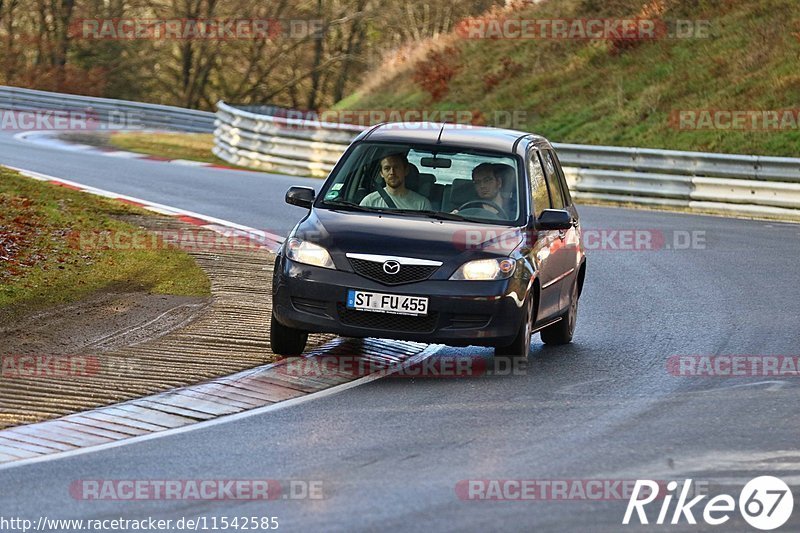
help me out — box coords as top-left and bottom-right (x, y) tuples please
(360, 153), (432, 210)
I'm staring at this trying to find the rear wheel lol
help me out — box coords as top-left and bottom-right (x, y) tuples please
(495, 295), (533, 360)
(540, 279), (578, 345)
(270, 312), (308, 356)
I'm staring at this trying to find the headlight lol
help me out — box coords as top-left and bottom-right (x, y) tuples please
(450, 258), (516, 281)
(285, 238), (335, 269)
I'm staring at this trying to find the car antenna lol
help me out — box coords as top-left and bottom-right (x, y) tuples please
(436, 122), (446, 144)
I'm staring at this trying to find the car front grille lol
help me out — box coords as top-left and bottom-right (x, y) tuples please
(349, 258), (438, 285)
(337, 304), (438, 333)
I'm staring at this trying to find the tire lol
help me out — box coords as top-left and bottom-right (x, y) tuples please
(270, 312), (308, 356)
(495, 295), (533, 360)
(540, 278), (579, 345)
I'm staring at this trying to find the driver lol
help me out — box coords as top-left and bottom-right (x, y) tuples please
(456, 162), (508, 216)
(359, 153), (432, 210)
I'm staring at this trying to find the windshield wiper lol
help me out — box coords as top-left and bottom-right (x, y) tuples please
(391, 209), (470, 222)
(324, 200), (380, 213)
(325, 203), (483, 223)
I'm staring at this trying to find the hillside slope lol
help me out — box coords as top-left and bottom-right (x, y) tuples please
(335, 0), (800, 156)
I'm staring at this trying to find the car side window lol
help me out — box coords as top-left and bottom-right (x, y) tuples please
(540, 150), (565, 210)
(527, 149), (550, 219)
(548, 150), (572, 207)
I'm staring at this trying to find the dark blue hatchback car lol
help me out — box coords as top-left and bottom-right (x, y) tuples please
(270, 123), (586, 358)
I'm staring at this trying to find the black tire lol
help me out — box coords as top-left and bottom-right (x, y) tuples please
(270, 312), (308, 356)
(540, 278), (579, 345)
(495, 295), (533, 360)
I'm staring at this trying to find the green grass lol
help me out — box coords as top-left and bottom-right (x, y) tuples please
(0, 166), (210, 316)
(62, 131), (253, 170)
(108, 132), (252, 170)
(337, 0), (800, 156)
(108, 132), (222, 163)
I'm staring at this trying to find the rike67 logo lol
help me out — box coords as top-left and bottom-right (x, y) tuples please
(624, 477), (794, 530)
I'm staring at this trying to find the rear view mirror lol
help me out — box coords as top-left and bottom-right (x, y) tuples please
(536, 209), (572, 230)
(420, 157), (452, 168)
(285, 186), (315, 208)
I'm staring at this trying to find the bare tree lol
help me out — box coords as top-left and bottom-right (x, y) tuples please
(53, 0), (76, 90)
(332, 0), (367, 102)
(0, 0), (501, 108)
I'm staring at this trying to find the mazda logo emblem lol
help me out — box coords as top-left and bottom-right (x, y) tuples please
(382, 260), (401, 275)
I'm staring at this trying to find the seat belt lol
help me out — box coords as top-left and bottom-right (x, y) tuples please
(377, 187), (397, 208)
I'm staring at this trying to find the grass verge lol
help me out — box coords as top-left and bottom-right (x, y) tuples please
(108, 132), (217, 162)
(0, 166), (210, 317)
(108, 131), (251, 170)
(338, 0), (800, 157)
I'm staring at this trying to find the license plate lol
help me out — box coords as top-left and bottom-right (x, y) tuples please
(346, 289), (428, 316)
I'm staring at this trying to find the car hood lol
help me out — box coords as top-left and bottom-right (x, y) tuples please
(294, 208), (524, 266)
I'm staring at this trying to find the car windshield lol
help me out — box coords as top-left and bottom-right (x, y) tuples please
(319, 142), (523, 225)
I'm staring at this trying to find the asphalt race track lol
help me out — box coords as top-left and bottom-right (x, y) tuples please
(1, 130), (799, 531)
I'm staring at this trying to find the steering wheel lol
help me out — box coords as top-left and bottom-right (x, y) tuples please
(456, 200), (509, 219)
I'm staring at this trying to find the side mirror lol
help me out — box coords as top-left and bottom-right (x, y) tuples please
(285, 186), (315, 208)
(537, 209), (572, 230)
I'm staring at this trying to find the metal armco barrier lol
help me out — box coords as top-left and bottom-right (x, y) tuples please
(214, 101), (800, 219)
(0, 86), (215, 132)
(6, 86), (794, 219)
(213, 101), (360, 177)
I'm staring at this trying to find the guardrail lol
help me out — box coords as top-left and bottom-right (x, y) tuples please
(213, 101), (360, 177)
(5, 87), (795, 219)
(214, 101), (800, 219)
(0, 86), (215, 132)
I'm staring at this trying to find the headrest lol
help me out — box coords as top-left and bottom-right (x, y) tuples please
(492, 163), (516, 193)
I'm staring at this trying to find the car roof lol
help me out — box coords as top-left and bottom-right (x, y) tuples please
(358, 122), (552, 153)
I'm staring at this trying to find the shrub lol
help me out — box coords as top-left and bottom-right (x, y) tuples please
(412, 46), (461, 101)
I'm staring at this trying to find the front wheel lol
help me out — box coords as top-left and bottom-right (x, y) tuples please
(540, 279), (578, 345)
(270, 312), (308, 356)
(495, 296), (533, 360)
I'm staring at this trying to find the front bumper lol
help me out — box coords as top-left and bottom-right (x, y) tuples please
(272, 258), (529, 347)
